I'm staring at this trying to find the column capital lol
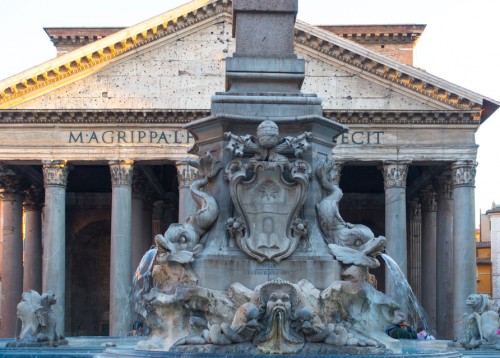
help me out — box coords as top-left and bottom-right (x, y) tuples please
(24, 187), (44, 211)
(380, 160), (410, 189)
(451, 160), (477, 188)
(433, 174), (453, 200)
(0, 174), (25, 194)
(109, 160), (134, 187)
(420, 188), (437, 212)
(42, 160), (69, 187)
(176, 161), (198, 188)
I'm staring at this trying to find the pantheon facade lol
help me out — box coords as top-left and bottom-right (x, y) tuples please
(0, 0), (498, 339)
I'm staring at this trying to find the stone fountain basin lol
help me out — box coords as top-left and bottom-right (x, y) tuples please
(0, 337), (471, 357)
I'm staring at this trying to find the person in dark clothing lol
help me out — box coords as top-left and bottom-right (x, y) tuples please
(386, 320), (418, 339)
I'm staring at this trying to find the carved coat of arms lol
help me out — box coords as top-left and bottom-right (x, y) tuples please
(225, 120), (311, 262)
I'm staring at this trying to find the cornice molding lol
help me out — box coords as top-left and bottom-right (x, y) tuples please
(0, 109), (480, 125)
(323, 110), (481, 125)
(318, 24), (426, 46)
(0, 109), (210, 124)
(44, 27), (124, 49)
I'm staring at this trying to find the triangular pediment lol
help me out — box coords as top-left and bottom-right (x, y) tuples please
(0, 0), (497, 120)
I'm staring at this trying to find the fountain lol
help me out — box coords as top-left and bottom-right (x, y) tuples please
(0, 1), (473, 357)
(123, 0), (458, 356)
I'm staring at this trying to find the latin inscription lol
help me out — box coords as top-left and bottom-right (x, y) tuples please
(340, 131), (384, 145)
(68, 130), (194, 145)
(249, 262), (286, 280)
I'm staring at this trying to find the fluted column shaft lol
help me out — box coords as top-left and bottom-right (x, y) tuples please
(434, 174), (454, 338)
(451, 161), (477, 339)
(23, 187), (44, 293)
(420, 188), (437, 331)
(109, 160), (134, 336)
(176, 161), (197, 223)
(0, 175), (24, 338)
(42, 160), (69, 335)
(381, 161), (409, 296)
(408, 198), (422, 300)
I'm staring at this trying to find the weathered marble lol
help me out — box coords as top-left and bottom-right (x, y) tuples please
(23, 187), (44, 293)
(109, 160), (134, 336)
(0, 174), (24, 338)
(6, 290), (67, 347)
(451, 161), (477, 339)
(420, 188), (437, 331)
(42, 161), (69, 336)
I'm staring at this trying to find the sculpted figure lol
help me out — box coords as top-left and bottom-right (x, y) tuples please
(316, 160), (386, 268)
(253, 279), (305, 354)
(459, 293), (500, 349)
(17, 291), (43, 342)
(155, 152), (222, 264)
(8, 290), (66, 347)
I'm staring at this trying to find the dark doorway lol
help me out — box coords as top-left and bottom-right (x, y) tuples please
(70, 220), (111, 336)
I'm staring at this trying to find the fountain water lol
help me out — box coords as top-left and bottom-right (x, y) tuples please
(381, 253), (433, 336)
(130, 247), (158, 327)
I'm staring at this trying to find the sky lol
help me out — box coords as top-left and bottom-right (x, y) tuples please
(0, 0), (499, 224)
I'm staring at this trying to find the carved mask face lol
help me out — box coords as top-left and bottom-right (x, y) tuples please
(267, 292), (292, 316)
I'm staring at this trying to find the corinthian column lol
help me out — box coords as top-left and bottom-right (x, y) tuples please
(176, 161), (197, 222)
(433, 174), (454, 338)
(381, 161), (410, 296)
(0, 174), (24, 338)
(42, 160), (69, 335)
(109, 160), (134, 336)
(23, 187), (44, 293)
(451, 161), (477, 339)
(419, 188), (437, 331)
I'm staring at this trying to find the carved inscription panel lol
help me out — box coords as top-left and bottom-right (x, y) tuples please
(0, 125), (195, 161)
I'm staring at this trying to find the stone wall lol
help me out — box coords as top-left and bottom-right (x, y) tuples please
(15, 20), (434, 112)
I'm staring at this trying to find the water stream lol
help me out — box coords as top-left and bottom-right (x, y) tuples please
(381, 253), (433, 336)
(130, 247), (158, 322)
